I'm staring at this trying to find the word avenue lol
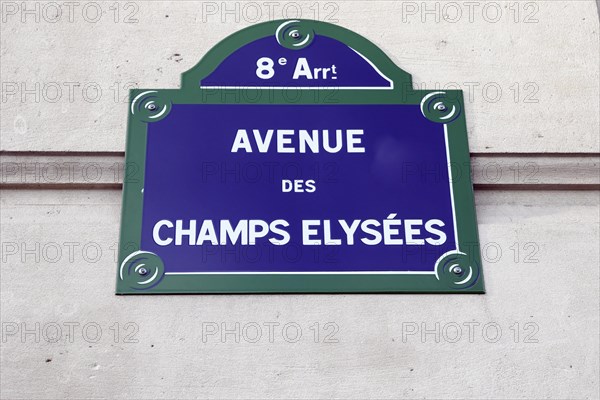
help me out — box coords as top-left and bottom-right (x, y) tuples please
(230, 128), (366, 153)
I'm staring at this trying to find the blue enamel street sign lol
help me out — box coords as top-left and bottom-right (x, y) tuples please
(117, 20), (484, 294)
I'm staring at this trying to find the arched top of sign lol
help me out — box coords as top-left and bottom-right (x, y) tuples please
(181, 19), (412, 91)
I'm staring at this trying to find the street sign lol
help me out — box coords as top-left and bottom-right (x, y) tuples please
(117, 19), (484, 294)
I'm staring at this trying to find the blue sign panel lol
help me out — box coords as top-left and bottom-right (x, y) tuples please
(117, 19), (484, 294)
(201, 35), (393, 89)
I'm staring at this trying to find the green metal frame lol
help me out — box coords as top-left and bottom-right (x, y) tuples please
(117, 19), (484, 294)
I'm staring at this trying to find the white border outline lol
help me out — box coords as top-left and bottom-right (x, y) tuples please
(166, 271), (435, 276)
(444, 123), (460, 251)
(348, 47), (394, 89)
(163, 118), (459, 277)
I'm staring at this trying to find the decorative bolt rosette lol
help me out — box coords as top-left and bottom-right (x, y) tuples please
(420, 91), (461, 123)
(435, 251), (480, 289)
(119, 251), (165, 290)
(130, 90), (172, 122)
(276, 20), (315, 50)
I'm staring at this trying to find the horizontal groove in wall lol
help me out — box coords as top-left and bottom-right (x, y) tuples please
(1, 152), (599, 190)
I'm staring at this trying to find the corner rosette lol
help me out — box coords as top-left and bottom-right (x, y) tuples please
(119, 251), (165, 291)
(276, 20), (315, 50)
(420, 91), (461, 123)
(435, 250), (480, 289)
(130, 91), (172, 123)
